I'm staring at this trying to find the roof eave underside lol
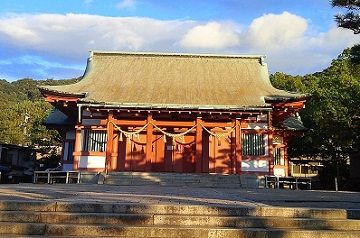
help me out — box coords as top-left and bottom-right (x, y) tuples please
(77, 100), (273, 111)
(38, 86), (87, 98)
(264, 94), (310, 103)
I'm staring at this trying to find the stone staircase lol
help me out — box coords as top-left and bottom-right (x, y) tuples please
(0, 200), (360, 237)
(104, 172), (243, 188)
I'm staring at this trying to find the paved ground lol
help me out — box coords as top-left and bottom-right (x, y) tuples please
(0, 183), (359, 209)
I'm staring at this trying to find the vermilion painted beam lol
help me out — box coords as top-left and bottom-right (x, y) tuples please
(44, 94), (80, 102)
(154, 120), (195, 127)
(202, 122), (235, 128)
(107, 119), (147, 126)
(108, 119), (237, 128)
(272, 100), (306, 109)
(73, 151), (105, 156)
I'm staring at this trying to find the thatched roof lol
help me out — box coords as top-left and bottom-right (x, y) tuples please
(39, 51), (306, 110)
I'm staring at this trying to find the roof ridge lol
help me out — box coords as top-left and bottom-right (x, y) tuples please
(90, 50), (266, 60)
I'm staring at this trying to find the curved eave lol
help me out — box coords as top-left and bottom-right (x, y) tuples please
(38, 85), (87, 98)
(265, 93), (310, 103)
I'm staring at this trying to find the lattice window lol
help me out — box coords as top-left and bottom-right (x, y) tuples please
(274, 147), (285, 165)
(241, 133), (266, 156)
(83, 129), (107, 152)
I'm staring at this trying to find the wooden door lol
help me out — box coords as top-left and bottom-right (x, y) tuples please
(209, 133), (233, 174)
(124, 134), (147, 172)
(151, 134), (166, 172)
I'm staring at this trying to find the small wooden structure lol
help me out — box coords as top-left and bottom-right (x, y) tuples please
(33, 171), (81, 184)
(264, 175), (312, 189)
(39, 52), (307, 176)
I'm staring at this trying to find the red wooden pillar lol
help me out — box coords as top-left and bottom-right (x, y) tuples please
(164, 136), (172, 172)
(195, 117), (203, 173)
(235, 118), (242, 174)
(230, 128), (236, 174)
(112, 132), (119, 171)
(284, 141), (290, 177)
(106, 112), (114, 172)
(268, 111), (274, 175)
(146, 114), (153, 172)
(73, 126), (82, 170)
(202, 132), (209, 173)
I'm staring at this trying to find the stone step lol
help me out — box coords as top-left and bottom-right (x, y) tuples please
(104, 177), (241, 182)
(104, 180), (241, 188)
(1, 223), (360, 238)
(105, 176), (241, 181)
(0, 200), (55, 212)
(104, 177), (241, 183)
(107, 172), (240, 177)
(104, 172), (242, 188)
(0, 201), (353, 219)
(0, 211), (359, 230)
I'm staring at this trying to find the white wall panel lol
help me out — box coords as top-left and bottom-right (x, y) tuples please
(78, 156), (106, 169)
(242, 159), (269, 172)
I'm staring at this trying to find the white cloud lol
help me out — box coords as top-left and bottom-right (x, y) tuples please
(0, 12), (358, 79)
(180, 22), (240, 49)
(243, 12), (359, 74)
(0, 13), (195, 61)
(117, 0), (136, 9)
(0, 16), (41, 44)
(247, 11), (308, 49)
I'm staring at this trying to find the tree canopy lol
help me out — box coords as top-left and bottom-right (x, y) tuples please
(0, 78), (79, 147)
(332, 0), (360, 34)
(271, 45), (360, 161)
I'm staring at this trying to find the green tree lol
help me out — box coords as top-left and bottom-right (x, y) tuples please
(271, 45), (360, 189)
(0, 77), (79, 146)
(332, 0), (360, 34)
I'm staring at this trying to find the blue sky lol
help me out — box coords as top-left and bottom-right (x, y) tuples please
(0, 0), (358, 80)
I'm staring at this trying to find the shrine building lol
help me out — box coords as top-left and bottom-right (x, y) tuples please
(39, 51), (308, 177)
